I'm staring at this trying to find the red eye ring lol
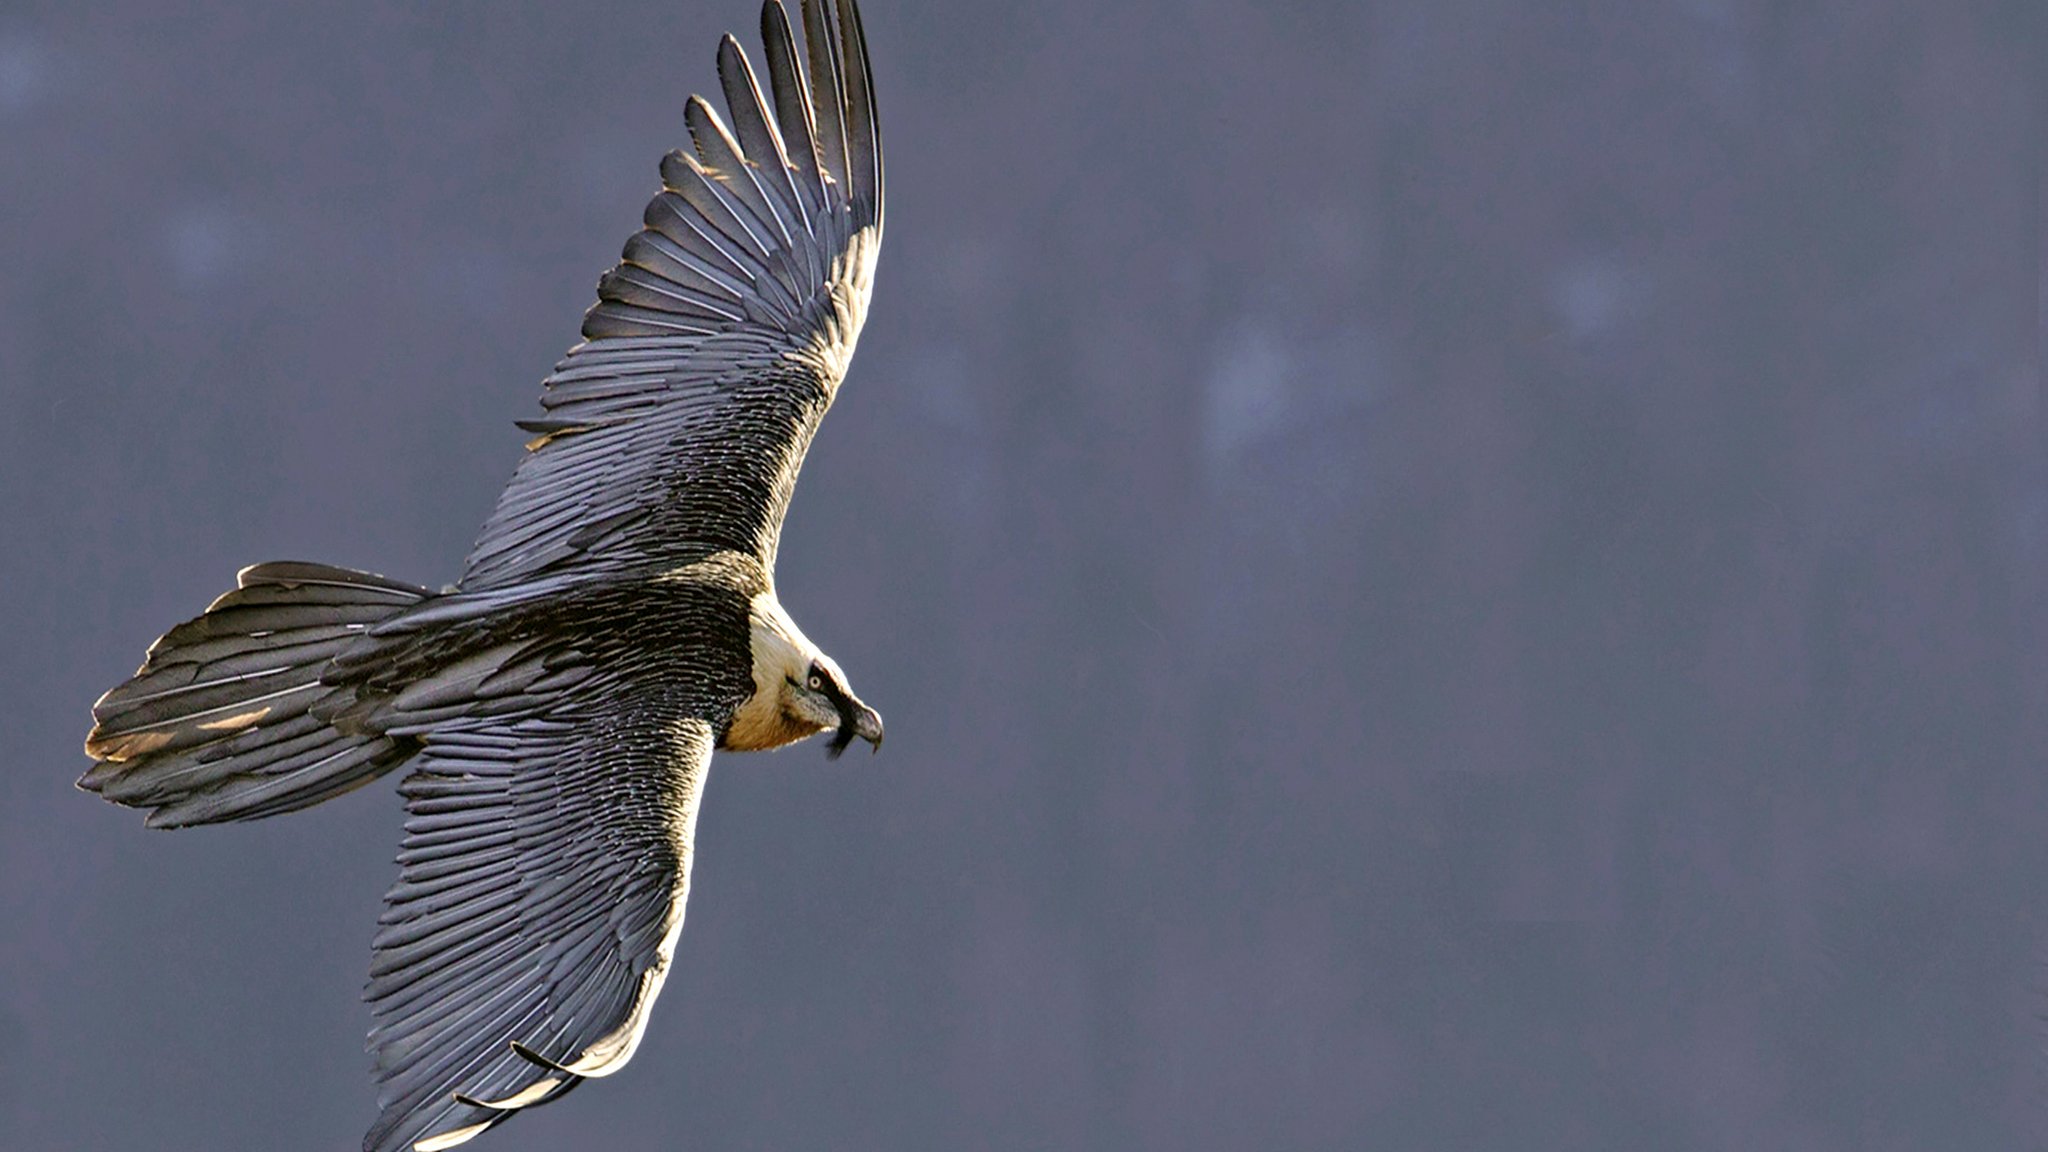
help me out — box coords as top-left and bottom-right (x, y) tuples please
(808, 675), (823, 690)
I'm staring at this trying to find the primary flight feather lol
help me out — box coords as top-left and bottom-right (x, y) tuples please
(78, 2), (885, 1149)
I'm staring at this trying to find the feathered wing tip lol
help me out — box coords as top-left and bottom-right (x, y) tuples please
(79, 562), (430, 828)
(577, 0), (880, 346)
(820, 0), (883, 234)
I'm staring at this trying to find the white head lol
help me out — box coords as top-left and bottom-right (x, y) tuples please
(722, 593), (882, 756)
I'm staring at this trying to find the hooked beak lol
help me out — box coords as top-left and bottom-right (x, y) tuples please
(825, 699), (884, 759)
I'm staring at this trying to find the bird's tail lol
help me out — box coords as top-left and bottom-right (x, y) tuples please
(81, 561), (431, 828)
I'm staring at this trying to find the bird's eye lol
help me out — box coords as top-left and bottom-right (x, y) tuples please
(807, 674), (824, 691)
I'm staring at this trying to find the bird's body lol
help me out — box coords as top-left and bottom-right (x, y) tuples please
(77, 2), (885, 1149)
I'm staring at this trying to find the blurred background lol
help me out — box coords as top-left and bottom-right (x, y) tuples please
(2, 1), (2042, 1148)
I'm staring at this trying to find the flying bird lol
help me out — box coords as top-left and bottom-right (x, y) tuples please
(77, 1), (884, 1148)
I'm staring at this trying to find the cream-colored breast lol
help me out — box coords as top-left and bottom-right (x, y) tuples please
(722, 593), (825, 752)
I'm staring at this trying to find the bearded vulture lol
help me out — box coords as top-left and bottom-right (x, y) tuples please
(77, 1), (885, 1148)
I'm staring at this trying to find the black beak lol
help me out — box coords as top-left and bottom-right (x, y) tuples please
(825, 699), (884, 760)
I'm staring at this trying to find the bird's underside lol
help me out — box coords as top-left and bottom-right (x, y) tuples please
(77, 2), (883, 1150)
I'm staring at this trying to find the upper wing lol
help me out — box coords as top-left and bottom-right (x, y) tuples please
(362, 695), (714, 1152)
(461, 0), (882, 590)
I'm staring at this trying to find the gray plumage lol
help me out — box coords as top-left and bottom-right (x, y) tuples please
(77, 3), (884, 1150)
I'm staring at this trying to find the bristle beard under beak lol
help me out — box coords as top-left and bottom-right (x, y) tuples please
(826, 701), (884, 759)
(826, 726), (856, 759)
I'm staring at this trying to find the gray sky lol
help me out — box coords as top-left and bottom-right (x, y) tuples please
(3, 1), (2044, 1148)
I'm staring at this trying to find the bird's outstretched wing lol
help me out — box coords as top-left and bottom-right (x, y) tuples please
(362, 696), (714, 1152)
(461, 0), (882, 590)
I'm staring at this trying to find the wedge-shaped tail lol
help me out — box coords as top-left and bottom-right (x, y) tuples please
(81, 562), (430, 828)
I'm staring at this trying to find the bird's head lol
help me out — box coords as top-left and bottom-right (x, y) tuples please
(780, 654), (883, 758)
(726, 593), (882, 756)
